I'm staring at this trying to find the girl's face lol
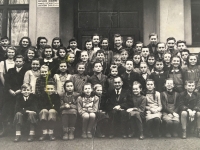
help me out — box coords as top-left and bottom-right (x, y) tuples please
(147, 56), (155, 65)
(146, 81), (155, 91)
(27, 50), (35, 60)
(121, 51), (128, 61)
(59, 49), (66, 58)
(133, 55), (141, 64)
(85, 41), (93, 50)
(110, 68), (118, 76)
(140, 63), (148, 74)
(53, 40), (60, 49)
(65, 82), (74, 93)
(59, 63), (67, 73)
(80, 52), (89, 62)
(189, 56), (197, 66)
(93, 63), (103, 73)
(126, 40), (133, 48)
(7, 49), (15, 59)
(101, 40), (109, 50)
(70, 41), (77, 50)
(141, 48), (150, 58)
(39, 39), (47, 49)
(40, 68), (48, 78)
(114, 58), (122, 66)
(92, 36), (100, 46)
(77, 64), (85, 75)
(163, 54), (171, 63)
(95, 86), (102, 97)
(22, 39), (29, 48)
(68, 54), (75, 63)
(83, 85), (93, 96)
(132, 84), (141, 96)
(171, 57), (180, 68)
(96, 53), (105, 62)
(155, 61), (164, 71)
(44, 48), (52, 58)
(31, 60), (40, 71)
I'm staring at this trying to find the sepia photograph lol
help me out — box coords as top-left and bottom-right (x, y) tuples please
(0, 0), (200, 149)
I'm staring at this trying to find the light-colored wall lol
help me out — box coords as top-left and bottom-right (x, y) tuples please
(184, 0), (192, 45)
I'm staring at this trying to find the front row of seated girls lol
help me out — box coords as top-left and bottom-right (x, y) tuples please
(13, 77), (200, 142)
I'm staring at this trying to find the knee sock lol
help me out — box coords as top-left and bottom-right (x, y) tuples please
(16, 123), (21, 135)
(29, 124), (35, 135)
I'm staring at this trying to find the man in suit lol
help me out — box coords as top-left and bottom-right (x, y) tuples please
(147, 33), (158, 55)
(106, 76), (130, 138)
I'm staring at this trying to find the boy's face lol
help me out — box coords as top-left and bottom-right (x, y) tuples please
(59, 63), (67, 73)
(126, 40), (133, 48)
(114, 77), (123, 90)
(177, 43), (186, 50)
(59, 49), (66, 58)
(1, 39), (9, 47)
(167, 40), (175, 50)
(86, 41), (93, 50)
(27, 50), (35, 60)
(121, 51), (128, 61)
(165, 80), (174, 90)
(53, 40), (60, 48)
(77, 64), (85, 75)
(15, 58), (24, 68)
(39, 39), (47, 49)
(140, 63), (148, 74)
(83, 85), (92, 96)
(44, 48), (52, 58)
(132, 84), (141, 95)
(163, 54), (171, 63)
(7, 49), (15, 59)
(31, 60), (40, 71)
(70, 41), (77, 50)
(81, 51), (89, 62)
(149, 35), (157, 45)
(95, 86), (102, 97)
(114, 37), (123, 47)
(114, 58), (122, 66)
(92, 36), (100, 46)
(65, 82), (74, 93)
(155, 61), (164, 71)
(146, 81), (155, 91)
(135, 43), (143, 53)
(171, 57), (180, 68)
(133, 55), (141, 64)
(101, 40), (108, 49)
(189, 56), (197, 66)
(141, 48), (150, 58)
(22, 39), (29, 48)
(147, 56), (155, 65)
(40, 68), (48, 78)
(110, 68), (118, 76)
(181, 52), (189, 61)
(68, 54), (75, 63)
(21, 87), (31, 97)
(157, 43), (166, 54)
(45, 85), (55, 95)
(93, 63), (103, 73)
(96, 53), (105, 62)
(185, 82), (195, 93)
(125, 61), (133, 71)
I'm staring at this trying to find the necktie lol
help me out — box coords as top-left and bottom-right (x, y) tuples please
(116, 90), (120, 101)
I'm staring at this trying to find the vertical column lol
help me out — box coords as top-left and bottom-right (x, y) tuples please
(184, 0), (192, 45)
(158, 0), (184, 42)
(29, 0), (37, 45)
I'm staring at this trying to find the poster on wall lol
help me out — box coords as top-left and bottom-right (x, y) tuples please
(37, 0), (59, 7)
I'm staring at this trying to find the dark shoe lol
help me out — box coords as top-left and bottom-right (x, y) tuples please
(109, 135), (114, 139)
(165, 133), (171, 138)
(68, 127), (75, 140)
(82, 132), (87, 139)
(182, 129), (187, 139)
(63, 133), (68, 140)
(49, 134), (56, 141)
(139, 132), (144, 140)
(172, 132), (178, 137)
(87, 132), (93, 139)
(128, 132), (134, 138)
(39, 134), (48, 141)
(98, 133), (105, 138)
(122, 135), (127, 139)
(0, 122), (5, 137)
(14, 135), (21, 142)
(27, 135), (34, 142)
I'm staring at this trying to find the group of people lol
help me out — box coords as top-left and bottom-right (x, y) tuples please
(0, 33), (199, 142)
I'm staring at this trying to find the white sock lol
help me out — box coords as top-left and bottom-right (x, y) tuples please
(43, 129), (48, 135)
(16, 131), (21, 135)
(29, 130), (35, 135)
(49, 129), (53, 135)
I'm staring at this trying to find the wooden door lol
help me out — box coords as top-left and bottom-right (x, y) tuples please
(74, 0), (143, 49)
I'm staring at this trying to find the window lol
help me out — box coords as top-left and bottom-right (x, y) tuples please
(0, 0), (29, 45)
(191, 0), (200, 46)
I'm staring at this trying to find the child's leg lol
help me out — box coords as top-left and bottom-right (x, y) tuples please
(39, 109), (49, 141)
(87, 113), (96, 138)
(48, 109), (57, 141)
(181, 111), (187, 139)
(27, 111), (37, 142)
(146, 119), (154, 137)
(164, 120), (173, 137)
(13, 112), (23, 142)
(172, 120), (179, 137)
(82, 113), (89, 138)
(153, 117), (161, 136)
(68, 114), (77, 140)
(62, 114), (69, 140)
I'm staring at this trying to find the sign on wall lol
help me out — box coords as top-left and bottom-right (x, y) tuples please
(37, 0), (59, 7)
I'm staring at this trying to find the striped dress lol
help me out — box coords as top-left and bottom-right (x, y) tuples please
(71, 74), (89, 94)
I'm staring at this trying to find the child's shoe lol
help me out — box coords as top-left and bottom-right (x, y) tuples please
(165, 133), (171, 138)
(182, 129), (187, 139)
(62, 127), (68, 140)
(172, 131), (178, 137)
(49, 134), (56, 141)
(82, 132), (87, 138)
(87, 131), (93, 139)
(139, 131), (144, 140)
(68, 127), (75, 140)
(39, 134), (48, 141)
(27, 135), (34, 142)
(14, 135), (21, 142)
